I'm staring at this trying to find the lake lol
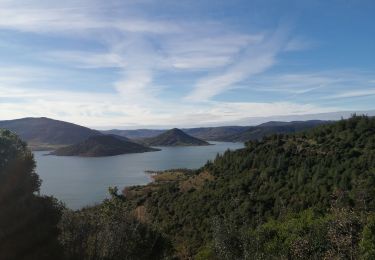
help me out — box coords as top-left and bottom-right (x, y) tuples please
(34, 141), (244, 209)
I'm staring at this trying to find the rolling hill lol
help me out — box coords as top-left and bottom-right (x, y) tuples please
(142, 128), (210, 146)
(50, 135), (159, 157)
(0, 117), (101, 150)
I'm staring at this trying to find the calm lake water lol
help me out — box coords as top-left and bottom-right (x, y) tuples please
(34, 141), (244, 209)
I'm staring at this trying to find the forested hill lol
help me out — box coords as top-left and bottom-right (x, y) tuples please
(220, 119), (329, 142)
(122, 115), (375, 258)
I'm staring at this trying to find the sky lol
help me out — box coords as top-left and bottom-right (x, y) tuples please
(0, 0), (374, 129)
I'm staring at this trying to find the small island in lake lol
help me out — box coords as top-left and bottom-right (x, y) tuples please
(50, 135), (159, 157)
(142, 128), (210, 146)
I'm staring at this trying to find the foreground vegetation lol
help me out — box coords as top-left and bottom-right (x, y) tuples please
(120, 115), (375, 258)
(0, 129), (62, 260)
(1, 115), (375, 259)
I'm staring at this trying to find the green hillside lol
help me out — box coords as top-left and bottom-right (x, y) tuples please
(121, 115), (375, 258)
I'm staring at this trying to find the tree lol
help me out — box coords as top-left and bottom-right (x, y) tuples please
(0, 129), (63, 260)
(360, 215), (375, 259)
(325, 207), (362, 259)
(59, 187), (171, 260)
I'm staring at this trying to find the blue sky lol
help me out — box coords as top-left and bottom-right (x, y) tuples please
(0, 0), (374, 128)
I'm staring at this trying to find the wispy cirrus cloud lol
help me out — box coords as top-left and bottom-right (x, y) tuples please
(29, 9), (272, 106)
(0, 0), (372, 127)
(44, 51), (125, 69)
(185, 27), (289, 101)
(164, 34), (264, 70)
(239, 71), (375, 100)
(246, 73), (342, 95)
(0, 0), (298, 106)
(0, 0), (180, 34)
(329, 89), (375, 99)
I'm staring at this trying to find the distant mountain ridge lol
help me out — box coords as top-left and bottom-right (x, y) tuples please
(0, 117), (332, 149)
(142, 128), (210, 146)
(103, 129), (165, 139)
(102, 126), (249, 141)
(183, 126), (249, 141)
(103, 121), (330, 142)
(220, 120), (330, 142)
(51, 135), (159, 157)
(0, 117), (100, 150)
(257, 120), (326, 127)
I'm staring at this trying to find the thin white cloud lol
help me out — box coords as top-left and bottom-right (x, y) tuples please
(0, 67), (61, 91)
(185, 27), (288, 101)
(329, 89), (375, 99)
(45, 51), (125, 68)
(248, 73), (342, 94)
(186, 54), (276, 101)
(0, 1), (181, 34)
(114, 70), (155, 102)
(165, 34), (264, 70)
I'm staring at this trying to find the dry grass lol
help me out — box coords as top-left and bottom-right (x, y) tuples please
(151, 171), (187, 183)
(133, 205), (148, 223)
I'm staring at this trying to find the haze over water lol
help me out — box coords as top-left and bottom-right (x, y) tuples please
(35, 141), (244, 209)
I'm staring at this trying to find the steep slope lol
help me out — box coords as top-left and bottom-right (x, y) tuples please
(51, 135), (159, 157)
(143, 128), (210, 146)
(0, 117), (101, 149)
(122, 115), (375, 256)
(221, 120), (329, 142)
